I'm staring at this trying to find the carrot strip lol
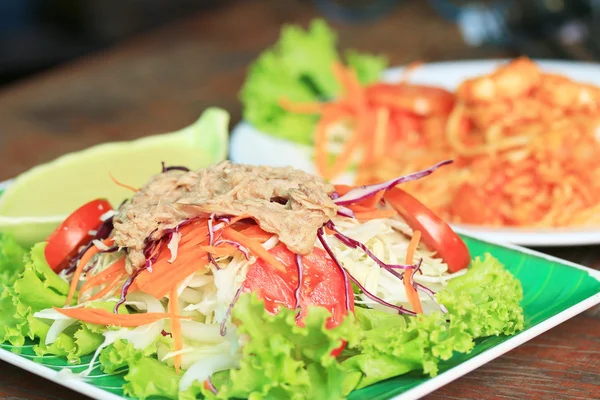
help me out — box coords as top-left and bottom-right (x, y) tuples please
(66, 238), (114, 306)
(87, 272), (124, 302)
(169, 285), (183, 374)
(109, 172), (139, 192)
(198, 245), (238, 257)
(279, 98), (322, 114)
(404, 230), (423, 314)
(373, 108), (389, 160)
(333, 184), (353, 196)
(79, 257), (126, 299)
(137, 254), (210, 299)
(355, 209), (398, 221)
(360, 190), (386, 209)
(53, 307), (190, 327)
(221, 228), (286, 273)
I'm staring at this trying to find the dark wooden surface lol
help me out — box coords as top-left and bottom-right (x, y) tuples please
(1, 1), (599, 399)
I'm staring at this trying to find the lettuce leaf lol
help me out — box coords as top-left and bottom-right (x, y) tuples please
(100, 339), (181, 400)
(341, 254), (523, 391)
(201, 293), (358, 400)
(437, 254), (525, 337)
(240, 19), (388, 145)
(0, 242), (107, 361)
(0, 233), (26, 286)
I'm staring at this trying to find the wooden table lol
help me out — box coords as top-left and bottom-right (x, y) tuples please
(1, 1), (599, 399)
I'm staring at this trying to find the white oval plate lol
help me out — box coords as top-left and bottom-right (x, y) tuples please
(231, 59), (600, 247)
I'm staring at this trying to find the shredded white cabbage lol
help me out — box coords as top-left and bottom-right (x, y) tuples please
(325, 216), (458, 312)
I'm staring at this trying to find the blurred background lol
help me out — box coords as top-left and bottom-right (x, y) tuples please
(2, 0), (599, 86)
(1, 0), (600, 180)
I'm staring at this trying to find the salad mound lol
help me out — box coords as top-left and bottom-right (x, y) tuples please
(0, 161), (524, 399)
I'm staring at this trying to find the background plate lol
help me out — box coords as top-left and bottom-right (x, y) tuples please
(230, 59), (600, 246)
(2, 235), (600, 400)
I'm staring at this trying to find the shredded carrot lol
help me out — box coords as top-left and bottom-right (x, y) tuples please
(333, 184), (352, 196)
(404, 230), (423, 314)
(373, 108), (389, 159)
(360, 190), (386, 209)
(169, 285), (183, 374)
(198, 245), (238, 257)
(328, 121), (363, 179)
(279, 97), (322, 114)
(53, 307), (190, 327)
(87, 272), (124, 302)
(222, 228), (286, 273)
(65, 238), (114, 306)
(355, 209), (398, 221)
(109, 172), (140, 192)
(78, 257), (126, 300)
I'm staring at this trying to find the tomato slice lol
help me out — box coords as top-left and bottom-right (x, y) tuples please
(384, 187), (470, 273)
(45, 199), (113, 273)
(243, 244), (353, 356)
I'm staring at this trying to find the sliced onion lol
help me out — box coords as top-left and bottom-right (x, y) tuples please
(181, 321), (227, 344)
(333, 160), (453, 206)
(220, 284), (244, 336)
(167, 231), (182, 263)
(416, 284), (448, 314)
(179, 353), (239, 391)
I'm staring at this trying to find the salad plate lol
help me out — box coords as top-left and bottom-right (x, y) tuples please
(230, 59), (600, 247)
(1, 228), (599, 400)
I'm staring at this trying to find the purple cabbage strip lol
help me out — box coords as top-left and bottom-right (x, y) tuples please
(114, 268), (144, 313)
(207, 215), (220, 270)
(416, 284), (448, 314)
(333, 160), (453, 206)
(326, 221), (412, 271)
(213, 240), (250, 260)
(206, 376), (218, 395)
(408, 259), (423, 289)
(319, 226), (415, 315)
(220, 284), (244, 336)
(294, 254), (304, 321)
(160, 330), (173, 338)
(316, 227), (353, 314)
(161, 161), (190, 173)
(337, 205), (356, 219)
(64, 215), (115, 275)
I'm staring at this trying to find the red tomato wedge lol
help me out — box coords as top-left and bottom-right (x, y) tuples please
(45, 199), (112, 273)
(243, 244), (353, 356)
(384, 187), (470, 273)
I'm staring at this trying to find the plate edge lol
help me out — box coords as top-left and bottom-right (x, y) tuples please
(391, 292), (600, 400)
(0, 348), (124, 400)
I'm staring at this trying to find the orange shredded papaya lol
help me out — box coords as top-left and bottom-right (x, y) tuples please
(404, 230), (423, 314)
(66, 238), (114, 306)
(169, 285), (183, 374)
(221, 228), (286, 273)
(87, 272), (124, 302)
(109, 172), (139, 192)
(355, 209), (398, 221)
(78, 257), (126, 300)
(53, 307), (190, 327)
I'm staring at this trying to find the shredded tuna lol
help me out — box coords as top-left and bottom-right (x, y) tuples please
(113, 162), (337, 268)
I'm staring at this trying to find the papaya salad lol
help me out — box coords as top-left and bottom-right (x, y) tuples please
(241, 19), (600, 228)
(0, 161), (524, 399)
